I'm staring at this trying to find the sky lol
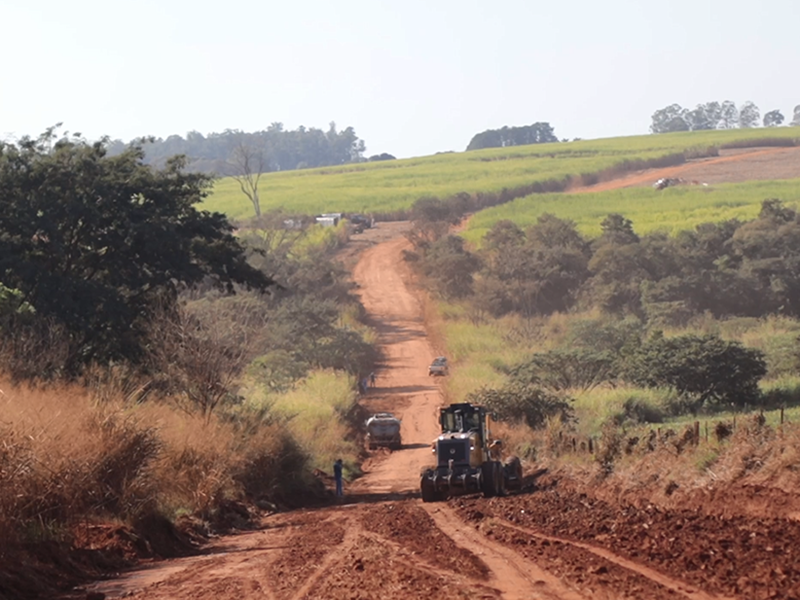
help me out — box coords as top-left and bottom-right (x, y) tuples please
(1, 0), (798, 159)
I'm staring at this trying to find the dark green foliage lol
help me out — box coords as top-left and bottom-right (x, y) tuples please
(467, 123), (558, 151)
(422, 235), (481, 299)
(510, 349), (618, 391)
(617, 396), (666, 424)
(106, 122), (366, 174)
(467, 384), (574, 429)
(563, 317), (643, 355)
(0, 129), (270, 373)
(763, 110), (785, 127)
(479, 214), (590, 317)
(625, 333), (767, 411)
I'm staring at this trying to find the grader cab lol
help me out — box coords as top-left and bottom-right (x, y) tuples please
(420, 402), (521, 502)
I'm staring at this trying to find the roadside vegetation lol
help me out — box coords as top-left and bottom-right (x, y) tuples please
(203, 127), (800, 220)
(405, 194), (800, 482)
(0, 131), (376, 596)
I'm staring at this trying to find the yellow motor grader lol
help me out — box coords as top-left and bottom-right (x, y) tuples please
(420, 402), (522, 502)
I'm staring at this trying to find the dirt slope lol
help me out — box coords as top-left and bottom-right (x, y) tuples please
(570, 146), (800, 193)
(79, 224), (800, 600)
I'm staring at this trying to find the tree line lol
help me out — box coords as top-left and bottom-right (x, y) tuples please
(650, 101), (800, 133)
(106, 121), (369, 175)
(408, 198), (800, 324)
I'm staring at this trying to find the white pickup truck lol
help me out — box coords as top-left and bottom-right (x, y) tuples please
(365, 413), (402, 450)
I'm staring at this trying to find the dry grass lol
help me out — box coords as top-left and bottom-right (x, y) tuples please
(528, 415), (800, 515)
(0, 375), (313, 547)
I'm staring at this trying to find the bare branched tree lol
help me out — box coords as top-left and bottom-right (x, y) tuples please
(148, 302), (260, 420)
(228, 137), (267, 217)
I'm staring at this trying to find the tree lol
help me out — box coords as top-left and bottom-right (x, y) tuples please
(0, 129), (271, 372)
(791, 105), (800, 127)
(685, 104), (715, 130)
(738, 101), (761, 128)
(763, 109), (785, 127)
(467, 122), (558, 150)
(466, 383), (574, 429)
(650, 104), (689, 133)
(625, 333), (767, 411)
(509, 348), (617, 391)
(228, 135), (267, 217)
(422, 235), (481, 299)
(719, 100), (739, 129)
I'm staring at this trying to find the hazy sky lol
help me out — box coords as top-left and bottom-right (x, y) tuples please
(2, 0), (797, 158)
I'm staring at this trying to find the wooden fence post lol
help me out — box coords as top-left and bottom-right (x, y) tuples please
(693, 421), (700, 446)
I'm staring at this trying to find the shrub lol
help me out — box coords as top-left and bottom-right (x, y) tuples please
(467, 383), (574, 429)
(625, 333), (767, 412)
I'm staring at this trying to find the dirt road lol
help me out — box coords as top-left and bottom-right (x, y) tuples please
(83, 224), (800, 600)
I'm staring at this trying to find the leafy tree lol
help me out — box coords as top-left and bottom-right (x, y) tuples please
(583, 215), (646, 315)
(791, 105), (800, 127)
(368, 153), (396, 161)
(483, 220), (525, 252)
(597, 214), (640, 246)
(719, 100), (739, 129)
(650, 104), (689, 133)
(625, 333), (767, 411)
(466, 384), (574, 428)
(0, 129), (271, 372)
(509, 349), (618, 391)
(729, 199), (800, 316)
(763, 109), (785, 127)
(422, 235), (481, 299)
(467, 122), (558, 150)
(738, 101), (761, 128)
(480, 215), (589, 317)
(685, 104), (715, 130)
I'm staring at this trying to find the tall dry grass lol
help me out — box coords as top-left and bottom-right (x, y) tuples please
(0, 375), (312, 548)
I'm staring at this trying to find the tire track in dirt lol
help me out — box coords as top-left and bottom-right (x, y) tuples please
(491, 519), (733, 600)
(287, 518), (359, 600)
(423, 504), (589, 600)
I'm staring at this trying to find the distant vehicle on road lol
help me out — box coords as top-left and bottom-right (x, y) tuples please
(365, 412), (402, 450)
(428, 356), (448, 376)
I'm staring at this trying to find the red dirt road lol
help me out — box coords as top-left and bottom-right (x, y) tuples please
(81, 224), (800, 600)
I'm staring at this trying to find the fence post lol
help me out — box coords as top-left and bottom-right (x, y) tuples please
(588, 437), (594, 454)
(704, 421), (709, 443)
(693, 421), (700, 446)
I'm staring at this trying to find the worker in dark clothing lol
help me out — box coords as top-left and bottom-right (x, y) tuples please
(333, 458), (344, 497)
(369, 372), (376, 388)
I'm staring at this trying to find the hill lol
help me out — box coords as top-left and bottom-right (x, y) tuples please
(200, 128), (800, 222)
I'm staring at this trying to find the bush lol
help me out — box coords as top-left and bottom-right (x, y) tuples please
(467, 383), (574, 429)
(625, 333), (767, 412)
(510, 348), (618, 391)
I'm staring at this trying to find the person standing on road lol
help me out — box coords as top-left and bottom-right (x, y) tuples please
(333, 458), (344, 498)
(369, 371), (376, 388)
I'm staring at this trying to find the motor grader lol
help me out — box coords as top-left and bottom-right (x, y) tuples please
(420, 402), (522, 502)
